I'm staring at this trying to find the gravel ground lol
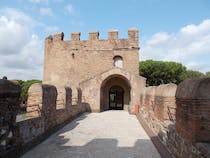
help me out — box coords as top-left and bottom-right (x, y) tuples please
(21, 110), (161, 158)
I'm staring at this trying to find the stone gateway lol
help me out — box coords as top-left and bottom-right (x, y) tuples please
(43, 28), (145, 112)
(1, 29), (209, 158)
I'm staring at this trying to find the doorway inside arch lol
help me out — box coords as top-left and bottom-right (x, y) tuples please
(109, 86), (124, 110)
(100, 75), (131, 112)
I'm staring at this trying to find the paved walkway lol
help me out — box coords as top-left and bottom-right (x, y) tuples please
(21, 111), (161, 158)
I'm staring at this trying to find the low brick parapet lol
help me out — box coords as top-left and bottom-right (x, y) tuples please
(0, 79), (21, 156)
(140, 83), (177, 122)
(176, 78), (210, 143)
(0, 81), (90, 158)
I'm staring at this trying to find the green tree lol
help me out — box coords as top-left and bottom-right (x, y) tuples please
(206, 72), (210, 77)
(21, 80), (42, 101)
(16, 80), (24, 86)
(2, 76), (7, 80)
(139, 60), (187, 86)
(186, 70), (205, 79)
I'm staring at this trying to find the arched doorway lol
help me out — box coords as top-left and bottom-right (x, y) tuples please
(109, 86), (124, 110)
(100, 75), (131, 111)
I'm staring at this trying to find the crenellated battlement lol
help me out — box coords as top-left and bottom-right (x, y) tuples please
(26, 83), (84, 118)
(45, 28), (139, 44)
(43, 28), (140, 88)
(89, 31), (99, 40)
(71, 32), (80, 41)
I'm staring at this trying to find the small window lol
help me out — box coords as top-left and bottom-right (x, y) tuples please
(113, 56), (123, 68)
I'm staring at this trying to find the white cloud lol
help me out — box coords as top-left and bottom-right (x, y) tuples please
(66, 4), (73, 13)
(40, 7), (53, 16)
(141, 19), (210, 72)
(180, 19), (210, 35)
(0, 8), (36, 27)
(0, 16), (30, 55)
(0, 8), (43, 80)
(146, 32), (170, 45)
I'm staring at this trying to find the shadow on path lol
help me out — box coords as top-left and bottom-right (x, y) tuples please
(21, 112), (161, 158)
(22, 138), (160, 158)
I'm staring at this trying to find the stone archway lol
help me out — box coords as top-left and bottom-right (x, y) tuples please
(79, 68), (145, 113)
(100, 75), (131, 112)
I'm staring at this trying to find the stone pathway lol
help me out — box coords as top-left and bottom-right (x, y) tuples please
(21, 111), (161, 158)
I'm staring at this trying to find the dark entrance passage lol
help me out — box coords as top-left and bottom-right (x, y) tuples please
(100, 75), (131, 112)
(109, 86), (124, 110)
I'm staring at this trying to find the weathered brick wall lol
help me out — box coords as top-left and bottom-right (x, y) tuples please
(56, 87), (66, 110)
(141, 86), (156, 112)
(18, 117), (44, 144)
(79, 68), (146, 113)
(176, 78), (210, 143)
(138, 109), (210, 158)
(27, 83), (42, 118)
(154, 84), (176, 121)
(18, 83), (88, 144)
(43, 29), (140, 87)
(140, 83), (176, 122)
(139, 80), (210, 158)
(0, 82), (89, 157)
(41, 85), (57, 131)
(0, 79), (21, 156)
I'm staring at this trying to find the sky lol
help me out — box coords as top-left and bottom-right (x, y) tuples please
(0, 0), (210, 80)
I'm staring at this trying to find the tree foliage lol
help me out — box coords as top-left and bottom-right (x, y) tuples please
(186, 70), (205, 79)
(139, 60), (187, 86)
(206, 72), (210, 77)
(2, 76), (7, 80)
(17, 80), (42, 101)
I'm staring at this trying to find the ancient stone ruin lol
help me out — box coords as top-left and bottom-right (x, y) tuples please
(0, 29), (209, 158)
(43, 28), (145, 112)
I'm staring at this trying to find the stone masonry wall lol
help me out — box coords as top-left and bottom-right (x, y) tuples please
(43, 28), (140, 87)
(176, 78), (210, 143)
(26, 83), (42, 118)
(0, 81), (89, 158)
(0, 80), (21, 156)
(79, 68), (146, 113)
(140, 84), (176, 122)
(138, 81), (210, 158)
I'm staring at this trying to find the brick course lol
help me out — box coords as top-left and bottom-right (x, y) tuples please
(43, 29), (139, 88)
(176, 78), (210, 143)
(0, 81), (89, 158)
(139, 80), (210, 158)
(0, 80), (21, 156)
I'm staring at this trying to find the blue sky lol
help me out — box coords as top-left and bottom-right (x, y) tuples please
(0, 0), (210, 79)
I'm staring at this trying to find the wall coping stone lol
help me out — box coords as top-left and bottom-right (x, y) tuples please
(0, 79), (21, 97)
(176, 78), (210, 99)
